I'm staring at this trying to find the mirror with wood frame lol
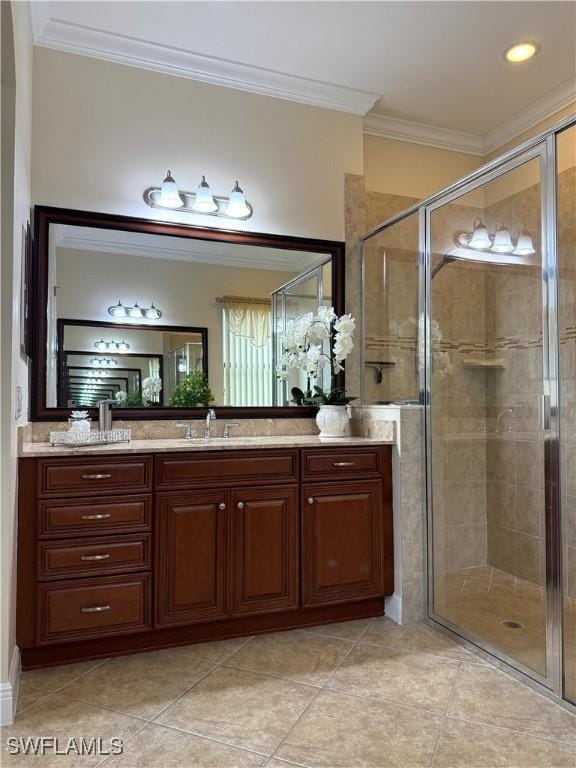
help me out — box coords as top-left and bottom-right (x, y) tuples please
(31, 207), (345, 420)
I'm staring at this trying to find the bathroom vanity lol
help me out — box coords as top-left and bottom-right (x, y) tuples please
(17, 437), (393, 668)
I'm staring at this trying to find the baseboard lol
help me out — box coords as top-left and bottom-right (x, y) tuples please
(0, 645), (20, 726)
(385, 593), (402, 624)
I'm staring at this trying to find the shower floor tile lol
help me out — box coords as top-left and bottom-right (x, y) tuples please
(435, 566), (547, 675)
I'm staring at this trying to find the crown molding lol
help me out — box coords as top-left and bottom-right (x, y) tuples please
(363, 113), (484, 156)
(29, 1), (50, 41)
(31, 16), (379, 115)
(363, 78), (576, 157)
(483, 77), (576, 154)
(56, 229), (318, 272)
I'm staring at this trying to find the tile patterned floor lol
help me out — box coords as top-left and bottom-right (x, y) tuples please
(3, 618), (575, 767)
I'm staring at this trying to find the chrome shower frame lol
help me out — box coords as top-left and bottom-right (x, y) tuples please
(360, 113), (576, 702)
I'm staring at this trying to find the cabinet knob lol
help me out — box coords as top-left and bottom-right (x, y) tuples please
(218, 503), (226, 511)
(237, 502), (245, 509)
(307, 497), (314, 505)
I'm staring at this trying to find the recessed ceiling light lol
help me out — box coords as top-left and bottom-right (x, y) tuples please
(504, 41), (540, 63)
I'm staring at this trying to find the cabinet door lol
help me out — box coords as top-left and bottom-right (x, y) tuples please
(302, 481), (384, 606)
(230, 486), (299, 616)
(156, 491), (228, 627)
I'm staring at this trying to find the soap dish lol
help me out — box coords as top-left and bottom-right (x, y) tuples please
(49, 429), (132, 447)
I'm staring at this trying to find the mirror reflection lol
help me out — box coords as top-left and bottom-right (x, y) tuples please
(47, 225), (331, 408)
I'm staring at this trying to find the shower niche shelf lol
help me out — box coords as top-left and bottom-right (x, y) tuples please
(461, 357), (505, 369)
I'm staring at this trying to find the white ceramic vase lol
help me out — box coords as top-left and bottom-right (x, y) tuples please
(315, 405), (350, 439)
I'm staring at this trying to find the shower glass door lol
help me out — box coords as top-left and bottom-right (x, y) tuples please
(427, 146), (556, 684)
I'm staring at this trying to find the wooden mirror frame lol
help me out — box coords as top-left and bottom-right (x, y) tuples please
(31, 206), (345, 421)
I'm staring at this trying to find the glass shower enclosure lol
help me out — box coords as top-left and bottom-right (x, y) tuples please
(361, 115), (575, 704)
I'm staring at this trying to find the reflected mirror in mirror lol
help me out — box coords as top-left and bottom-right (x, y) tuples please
(47, 224), (331, 409)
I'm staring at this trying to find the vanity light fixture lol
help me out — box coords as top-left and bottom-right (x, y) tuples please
(108, 301), (163, 320)
(504, 41), (540, 63)
(144, 171), (253, 220)
(90, 357), (118, 367)
(457, 220), (535, 257)
(158, 170), (184, 209)
(94, 339), (131, 352)
(192, 176), (218, 213)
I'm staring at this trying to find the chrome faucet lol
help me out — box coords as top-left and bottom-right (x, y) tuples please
(204, 408), (216, 439)
(98, 399), (115, 431)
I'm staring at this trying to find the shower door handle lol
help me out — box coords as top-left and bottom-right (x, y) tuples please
(540, 394), (551, 432)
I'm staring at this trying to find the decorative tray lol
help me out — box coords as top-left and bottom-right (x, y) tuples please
(49, 429), (132, 447)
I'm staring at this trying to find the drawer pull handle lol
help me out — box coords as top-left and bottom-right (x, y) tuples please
(80, 605), (111, 613)
(81, 513), (112, 520)
(307, 497), (314, 505)
(218, 503), (226, 511)
(333, 461), (355, 467)
(80, 553), (111, 561)
(81, 473), (112, 480)
(237, 502), (245, 510)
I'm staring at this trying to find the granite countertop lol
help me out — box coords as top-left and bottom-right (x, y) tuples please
(20, 432), (396, 458)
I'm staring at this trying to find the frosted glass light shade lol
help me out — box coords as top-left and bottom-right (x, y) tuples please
(468, 219), (492, 250)
(492, 224), (514, 253)
(127, 302), (143, 318)
(144, 303), (162, 320)
(158, 170), (184, 209)
(513, 234), (536, 256)
(193, 176), (218, 213)
(109, 301), (125, 318)
(226, 181), (251, 218)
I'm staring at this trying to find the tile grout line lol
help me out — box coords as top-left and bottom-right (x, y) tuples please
(444, 713), (576, 748)
(93, 719), (150, 768)
(429, 661), (463, 768)
(268, 618), (377, 763)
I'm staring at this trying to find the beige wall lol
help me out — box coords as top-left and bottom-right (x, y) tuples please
(1, 1), (32, 689)
(363, 134), (481, 199)
(32, 48), (363, 241)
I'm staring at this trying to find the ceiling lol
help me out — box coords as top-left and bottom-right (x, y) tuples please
(31, 1), (576, 154)
(54, 225), (327, 273)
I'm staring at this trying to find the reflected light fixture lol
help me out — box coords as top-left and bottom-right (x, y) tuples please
(467, 219), (493, 250)
(94, 339), (131, 352)
(144, 170), (253, 220)
(108, 301), (162, 320)
(492, 223), (514, 254)
(504, 41), (540, 63)
(456, 221), (535, 259)
(513, 233), (536, 256)
(90, 357), (118, 367)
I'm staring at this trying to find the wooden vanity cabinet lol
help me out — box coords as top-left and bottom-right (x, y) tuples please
(155, 490), (228, 627)
(229, 486), (299, 617)
(302, 481), (385, 606)
(18, 445), (392, 669)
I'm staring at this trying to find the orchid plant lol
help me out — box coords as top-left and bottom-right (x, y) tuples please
(276, 306), (356, 406)
(142, 376), (162, 405)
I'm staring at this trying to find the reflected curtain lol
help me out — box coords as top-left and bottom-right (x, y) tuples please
(218, 296), (271, 348)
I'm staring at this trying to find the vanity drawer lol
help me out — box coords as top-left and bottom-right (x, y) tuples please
(38, 456), (153, 497)
(38, 495), (151, 538)
(38, 574), (150, 644)
(156, 450), (298, 490)
(38, 534), (151, 580)
(302, 448), (382, 481)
